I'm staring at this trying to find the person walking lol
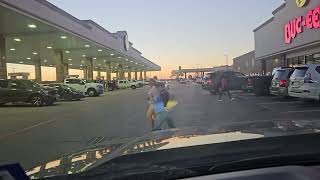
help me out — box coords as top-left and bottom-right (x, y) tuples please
(147, 78), (158, 129)
(218, 74), (235, 102)
(152, 84), (176, 131)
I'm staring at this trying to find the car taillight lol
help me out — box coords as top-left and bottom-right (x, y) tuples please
(280, 80), (287, 87)
(208, 80), (212, 85)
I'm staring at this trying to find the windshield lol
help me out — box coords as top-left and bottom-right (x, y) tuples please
(291, 67), (308, 78)
(2, 1), (320, 179)
(20, 80), (41, 88)
(273, 70), (285, 79)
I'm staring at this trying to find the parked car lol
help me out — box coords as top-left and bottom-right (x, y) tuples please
(128, 79), (143, 88)
(0, 79), (58, 107)
(45, 83), (84, 101)
(158, 81), (170, 89)
(270, 67), (294, 97)
(288, 64), (320, 101)
(106, 80), (118, 91)
(180, 79), (187, 84)
(63, 78), (104, 97)
(252, 75), (273, 96)
(242, 76), (254, 92)
(207, 71), (246, 94)
(117, 80), (138, 89)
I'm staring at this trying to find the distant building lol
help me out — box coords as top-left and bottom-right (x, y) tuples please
(233, 51), (261, 75)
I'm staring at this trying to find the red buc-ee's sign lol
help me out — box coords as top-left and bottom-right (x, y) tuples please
(284, 5), (320, 44)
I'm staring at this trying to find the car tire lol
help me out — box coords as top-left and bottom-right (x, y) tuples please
(131, 85), (136, 89)
(87, 88), (97, 97)
(30, 95), (44, 107)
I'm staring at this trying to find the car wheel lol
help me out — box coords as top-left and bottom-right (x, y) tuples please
(87, 89), (97, 97)
(31, 95), (44, 107)
(131, 85), (136, 89)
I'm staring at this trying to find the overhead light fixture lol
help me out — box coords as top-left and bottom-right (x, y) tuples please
(43, 59), (48, 62)
(117, 57), (121, 59)
(60, 36), (67, 39)
(27, 24), (37, 28)
(9, 48), (16, 51)
(110, 53), (114, 56)
(103, 60), (107, 62)
(49, 65), (53, 67)
(32, 52), (38, 55)
(126, 58), (129, 61)
(26, 57), (31, 60)
(19, 61), (23, 64)
(65, 50), (70, 53)
(69, 64), (73, 66)
(80, 65), (83, 67)
(142, 65), (145, 66)
(13, 38), (21, 42)
(135, 62), (138, 64)
(68, 58), (72, 61)
(81, 60), (85, 63)
(130, 61), (133, 63)
(93, 57), (97, 60)
(98, 49), (103, 52)
(82, 54), (86, 57)
(46, 46), (53, 49)
(98, 64), (101, 66)
(84, 44), (90, 48)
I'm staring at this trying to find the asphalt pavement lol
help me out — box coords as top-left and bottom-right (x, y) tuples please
(1, 81), (320, 170)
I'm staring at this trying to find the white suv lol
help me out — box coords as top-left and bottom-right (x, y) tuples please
(288, 64), (320, 100)
(117, 80), (138, 89)
(63, 78), (104, 97)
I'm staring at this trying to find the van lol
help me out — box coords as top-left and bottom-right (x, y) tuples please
(270, 67), (294, 97)
(288, 64), (320, 100)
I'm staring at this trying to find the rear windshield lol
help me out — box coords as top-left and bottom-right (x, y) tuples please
(273, 70), (285, 79)
(291, 67), (308, 78)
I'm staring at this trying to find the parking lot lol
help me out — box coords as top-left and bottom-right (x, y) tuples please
(1, 82), (320, 170)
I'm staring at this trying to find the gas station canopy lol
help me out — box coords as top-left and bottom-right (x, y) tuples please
(0, 0), (160, 73)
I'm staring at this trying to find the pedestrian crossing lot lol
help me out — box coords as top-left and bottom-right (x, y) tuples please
(236, 92), (320, 119)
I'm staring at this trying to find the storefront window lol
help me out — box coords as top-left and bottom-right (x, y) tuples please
(287, 58), (293, 67)
(306, 54), (313, 64)
(314, 53), (320, 63)
(298, 56), (305, 64)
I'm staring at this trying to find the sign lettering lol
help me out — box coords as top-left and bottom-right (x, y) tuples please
(284, 5), (320, 44)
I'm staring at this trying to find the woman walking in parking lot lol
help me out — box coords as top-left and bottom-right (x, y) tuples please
(218, 74), (234, 102)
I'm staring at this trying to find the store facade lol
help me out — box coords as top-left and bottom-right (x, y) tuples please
(254, 0), (320, 75)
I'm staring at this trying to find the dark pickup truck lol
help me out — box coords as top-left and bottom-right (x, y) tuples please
(242, 76), (273, 96)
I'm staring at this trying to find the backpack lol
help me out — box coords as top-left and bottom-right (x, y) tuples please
(159, 88), (170, 107)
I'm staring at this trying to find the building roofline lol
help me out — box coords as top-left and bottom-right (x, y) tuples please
(253, 2), (286, 32)
(233, 50), (255, 60)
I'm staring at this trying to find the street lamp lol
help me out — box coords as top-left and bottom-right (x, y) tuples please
(224, 53), (229, 70)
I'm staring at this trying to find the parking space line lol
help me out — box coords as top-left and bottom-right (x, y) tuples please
(257, 104), (273, 111)
(258, 101), (299, 105)
(280, 110), (320, 114)
(0, 119), (56, 141)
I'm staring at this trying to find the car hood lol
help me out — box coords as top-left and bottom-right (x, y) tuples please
(26, 119), (320, 179)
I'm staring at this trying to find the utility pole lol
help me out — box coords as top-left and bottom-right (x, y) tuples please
(224, 54), (229, 70)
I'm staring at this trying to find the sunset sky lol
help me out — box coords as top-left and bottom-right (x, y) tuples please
(9, 0), (283, 80)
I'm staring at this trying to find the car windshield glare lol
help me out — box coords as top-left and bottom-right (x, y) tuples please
(292, 67), (308, 78)
(273, 70), (285, 79)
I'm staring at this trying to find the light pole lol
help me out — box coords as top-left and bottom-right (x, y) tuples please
(224, 54), (229, 70)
